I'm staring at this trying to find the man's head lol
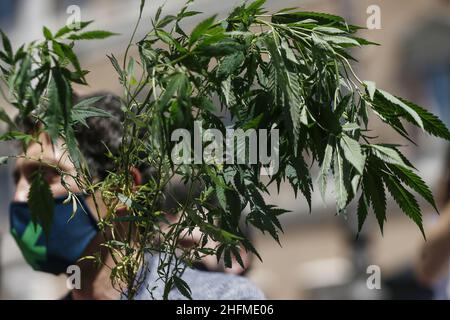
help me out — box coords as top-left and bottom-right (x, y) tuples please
(12, 92), (157, 200)
(9, 92), (139, 279)
(13, 93), (125, 200)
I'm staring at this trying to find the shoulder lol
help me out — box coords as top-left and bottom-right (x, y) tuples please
(134, 260), (265, 300)
(181, 268), (266, 300)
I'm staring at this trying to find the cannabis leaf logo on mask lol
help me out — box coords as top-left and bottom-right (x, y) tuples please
(11, 222), (47, 270)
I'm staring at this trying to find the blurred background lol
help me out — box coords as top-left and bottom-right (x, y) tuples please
(0, 0), (449, 299)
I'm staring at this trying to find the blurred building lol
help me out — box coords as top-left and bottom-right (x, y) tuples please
(0, 0), (449, 299)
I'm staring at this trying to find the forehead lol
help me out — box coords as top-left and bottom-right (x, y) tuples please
(14, 133), (77, 174)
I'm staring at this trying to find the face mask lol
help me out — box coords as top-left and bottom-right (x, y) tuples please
(9, 195), (99, 275)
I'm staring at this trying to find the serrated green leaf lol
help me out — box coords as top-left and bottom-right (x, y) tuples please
(189, 15), (217, 47)
(311, 33), (334, 52)
(68, 30), (118, 40)
(340, 135), (365, 174)
(65, 126), (81, 170)
(156, 29), (184, 52)
(272, 11), (345, 25)
(351, 174), (361, 195)
(199, 40), (243, 57)
(342, 123), (360, 132)
(51, 67), (73, 127)
(0, 131), (34, 144)
(54, 21), (94, 38)
(173, 276), (192, 300)
(353, 37), (380, 46)
(383, 173), (425, 239)
(217, 51), (245, 79)
(156, 15), (177, 29)
(162, 277), (174, 300)
(58, 43), (84, 80)
(44, 77), (63, 142)
(318, 137), (334, 201)
(286, 157), (313, 210)
(364, 163), (386, 234)
(107, 54), (125, 81)
(281, 38), (298, 64)
(15, 55), (32, 102)
(196, 97), (216, 113)
(320, 35), (360, 47)
(221, 78), (236, 107)
(28, 172), (54, 238)
(180, 11), (202, 19)
(43, 27), (53, 40)
(72, 103), (111, 127)
(223, 248), (232, 268)
(369, 144), (409, 168)
(313, 26), (347, 34)
(158, 73), (188, 111)
(288, 95), (305, 152)
(397, 97), (450, 141)
(0, 29), (12, 58)
(371, 104), (417, 145)
(294, 157), (313, 210)
(215, 185), (227, 212)
(74, 96), (104, 109)
(247, 0), (267, 13)
(377, 89), (424, 130)
(357, 194), (369, 233)
(364, 81), (376, 101)
(0, 51), (10, 64)
(334, 146), (348, 210)
(388, 164), (438, 213)
(230, 246), (245, 269)
(275, 7), (299, 14)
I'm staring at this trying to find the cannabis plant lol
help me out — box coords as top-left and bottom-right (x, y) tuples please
(1, 0), (449, 299)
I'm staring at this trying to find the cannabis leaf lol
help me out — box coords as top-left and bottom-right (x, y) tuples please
(28, 172), (54, 238)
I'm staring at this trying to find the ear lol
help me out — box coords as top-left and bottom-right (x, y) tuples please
(130, 167), (143, 186)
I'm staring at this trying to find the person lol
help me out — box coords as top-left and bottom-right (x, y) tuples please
(416, 148), (450, 299)
(8, 92), (265, 300)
